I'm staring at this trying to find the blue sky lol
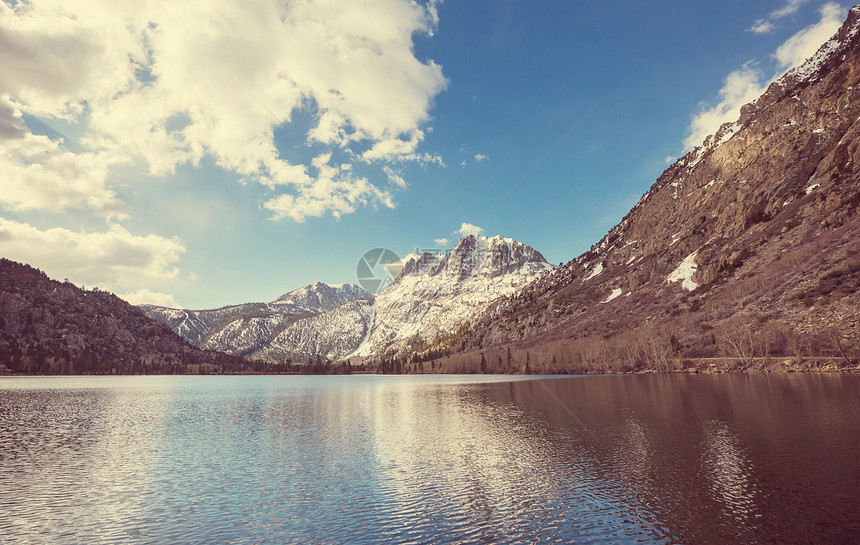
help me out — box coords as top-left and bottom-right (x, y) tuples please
(0, 0), (848, 308)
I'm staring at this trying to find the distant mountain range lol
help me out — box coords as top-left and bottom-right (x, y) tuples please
(141, 282), (372, 361)
(143, 235), (553, 363)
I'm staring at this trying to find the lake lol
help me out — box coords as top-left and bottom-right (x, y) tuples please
(0, 373), (858, 544)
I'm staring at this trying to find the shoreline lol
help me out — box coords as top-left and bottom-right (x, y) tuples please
(2, 360), (858, 378)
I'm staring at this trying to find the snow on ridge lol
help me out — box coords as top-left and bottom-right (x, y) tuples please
(487, 234), (516, 245)
(667, 251), (699, 291)
(347, 301), (376, 358)
(785, 8), (860, 83)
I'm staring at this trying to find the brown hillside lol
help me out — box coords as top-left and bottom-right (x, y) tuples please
(0, 258), (246, 374)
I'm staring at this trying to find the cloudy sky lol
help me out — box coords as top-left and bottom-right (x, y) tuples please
(0, 0), (848, 308)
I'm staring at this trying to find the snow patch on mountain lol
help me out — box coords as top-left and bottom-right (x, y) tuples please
(601, 288), (623, 304)
(667, 251), (699, 291)
(585, 262), (604, 280)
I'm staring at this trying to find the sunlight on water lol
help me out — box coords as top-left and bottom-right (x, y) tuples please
(1, 374), (859, 544)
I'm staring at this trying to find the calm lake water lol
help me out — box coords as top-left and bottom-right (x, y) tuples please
(1, 373), (858, 544)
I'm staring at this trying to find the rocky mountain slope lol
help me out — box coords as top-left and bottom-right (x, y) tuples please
(0, 258), (245, 374)
(453, 6), (860, 372)
(142, 282), (371, 359)
(247, 298), (375, 363)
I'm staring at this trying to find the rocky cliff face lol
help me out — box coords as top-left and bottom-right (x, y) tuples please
(462, 7), (860, 368)
(0, 258), (244, 373)
(142, 282), (371, 359)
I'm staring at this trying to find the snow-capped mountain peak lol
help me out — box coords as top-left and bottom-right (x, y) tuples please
(430, 234), (551, 280)
(349, 235), (555, 357)
(271, 282), (371, 311)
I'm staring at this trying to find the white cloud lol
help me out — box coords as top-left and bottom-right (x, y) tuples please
(458, 153), (488, 168)
(0, 98), (127, 218)
(774, 3), (845, 67)
(686, 3), (844, 149)
(457, 222), (485, 237)
(772, 0), (809, 18)
(0, 217), (185, 294)
(434, 238), (449, 246)
(685, 64), (765, 149)
(383, 166), (408, 188)
(749, 20), (776, 35)
(263, 152), (395, 222)
(0, 0), (447, 222)
(749, 0), (808, 34)
(360, 130), (444, 166)
(118, 289), (183, 308)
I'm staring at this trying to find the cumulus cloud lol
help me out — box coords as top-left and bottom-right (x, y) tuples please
(457, 222), (485, 237)
(0, 0), (447, 221)
(749, 0), (808, 34)
(686, 3), (844, 149)
(684, 65), (766, 149)
(118, 289), (183, 308)
(0, 217), (185, 294)
(474, 153), (488, 162)
(774, 2), (845, 67)
(361, 130), (444, 166)
(0, 97), (127, 218)
(434, 238), (449, 246)
(263, 152), (395, 222)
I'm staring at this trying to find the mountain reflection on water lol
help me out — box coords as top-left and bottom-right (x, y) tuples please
(0, 373), (858, 544)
